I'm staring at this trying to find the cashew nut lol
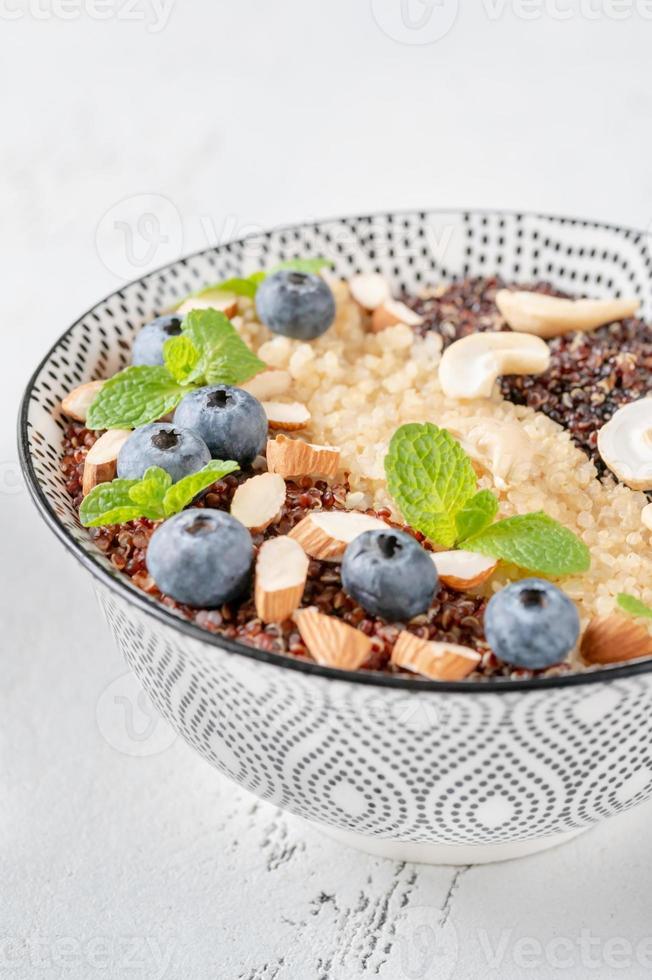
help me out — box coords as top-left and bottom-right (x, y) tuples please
(496, 289), (639, 339)
(641, 503), (652, 532)
(443, 416), (538, 490)
(597, 398), (652, 490)
(438, 332), (550, 400)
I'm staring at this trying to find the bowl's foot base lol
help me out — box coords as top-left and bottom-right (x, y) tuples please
(309, 822), (588, 865)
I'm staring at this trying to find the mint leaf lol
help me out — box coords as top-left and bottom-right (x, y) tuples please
(385, 423), (478, 548)
(195, 279), (256, 300)
(271, 257), (334, 275)
(182, 308), (265, 386)
(164, 335), (201, 383)
(163, 459), (239, 516)
(87, 366), (187, 430)
(127, 466), (171, 520)
(617, 594), (652, 619)
(175, 274), (263, 307)
(456, 490), (499, 542)
(80, 479), (143, 527)
(465, 512), (590, 576)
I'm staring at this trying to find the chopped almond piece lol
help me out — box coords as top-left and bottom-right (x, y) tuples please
(293, 607), (372, 670)
(431, 550), (497, 591)
(266, 435), (340, 479)
(176, 292), (238, 318)
(371, 300), (423, 332)
(348, 272), (391, 311)
(580, 613), (652, 665)
(255, 536), (309, 623)
(391, 632), (480, 680)
(82, 429), (131, 496)
(289, 510), (388, 561)
(241, 369), (292, 401)
(61, 380), (105, 423)
(262, 401), (311, 431)
(230, 472), (286, 533)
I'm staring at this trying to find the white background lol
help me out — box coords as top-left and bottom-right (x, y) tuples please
(3, 2), (652, 978)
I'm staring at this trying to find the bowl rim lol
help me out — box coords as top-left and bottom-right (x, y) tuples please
(18, 206), (652, 694)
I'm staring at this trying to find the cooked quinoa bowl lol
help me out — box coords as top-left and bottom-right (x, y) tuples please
(18, 211), (652, 862)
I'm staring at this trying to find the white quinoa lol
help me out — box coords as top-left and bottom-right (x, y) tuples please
(233, 282), (652, 637)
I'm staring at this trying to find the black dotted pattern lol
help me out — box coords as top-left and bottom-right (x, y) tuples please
(23, 211), (652, 844)
(98, 587), (652, 843)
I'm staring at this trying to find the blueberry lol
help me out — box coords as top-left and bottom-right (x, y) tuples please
(146, 508), (253, 608)
(484, 578), (580, 670)
(174, 385), (267, 466)
(117, 422), (211, 483)
(132, 314), (183, 366)
(341, 529), (438, 622)
(255, 270), (335, 340)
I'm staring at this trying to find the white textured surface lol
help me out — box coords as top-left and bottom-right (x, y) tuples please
(4, 4), (652, 978)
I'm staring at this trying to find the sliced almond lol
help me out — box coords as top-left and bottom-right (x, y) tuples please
(230, 472), (286, 533)
(439, 331), (550, 400)
(348, 272), (391, 311)
(241, 369), (292, 401)
(391, 632), (480, 680)
(176, 291), (238, 318)
(432, 550), (497, 590)
(293, 607), (372, 670)
(371, 300), (423, 332)
(289, 510), (388, 561)
(82, 429), (132, 496)
(597, 397), (652, 490)
(266, 435), (340, 480)
(255, 536), (309, 623)
(61, 380), (105, 423)
(496, 289), (639, 339)
(580, 613), (652, 665)
(262, 401), (311, 431)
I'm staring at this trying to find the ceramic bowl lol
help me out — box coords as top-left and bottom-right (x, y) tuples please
(19, 210), (652, 864)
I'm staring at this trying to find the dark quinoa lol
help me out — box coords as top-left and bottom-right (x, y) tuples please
(65, 268), (634, 683)
(405, 276), (652, 471)
(62, 421), (520, 678)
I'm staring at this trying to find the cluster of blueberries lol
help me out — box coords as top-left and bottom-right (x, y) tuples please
(126, 268), (337, 607)
(118, 269), (580, 672)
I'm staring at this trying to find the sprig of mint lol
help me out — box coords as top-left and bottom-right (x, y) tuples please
(385, 423), (491, 549)
(172, 259), (334, 309)
(79, 460), (239, 527)
(617, 594), (652, 619)
(87, 309), (265, 430)
(385, 422), (590, 576)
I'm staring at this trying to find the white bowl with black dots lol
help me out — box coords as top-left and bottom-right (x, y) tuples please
(18, 210), (652, 864)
